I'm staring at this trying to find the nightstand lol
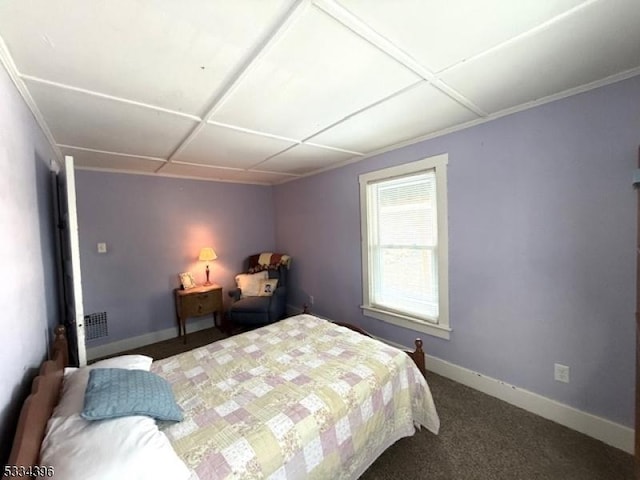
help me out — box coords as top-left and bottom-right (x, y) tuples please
(174, 284), (223, 344)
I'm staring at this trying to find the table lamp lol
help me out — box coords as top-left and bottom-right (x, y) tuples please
(198, 247), (217, 285)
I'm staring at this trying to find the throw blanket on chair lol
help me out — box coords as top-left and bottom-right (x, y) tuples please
(249, 253), (291, 272)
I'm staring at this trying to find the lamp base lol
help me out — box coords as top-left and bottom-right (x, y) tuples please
(204, 264), (211, 285)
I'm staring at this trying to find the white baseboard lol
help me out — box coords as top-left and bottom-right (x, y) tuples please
(375, 336), (633, 454)
(86, 317), (214, 361)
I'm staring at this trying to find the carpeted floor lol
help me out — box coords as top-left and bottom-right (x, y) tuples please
(100, 326), (227, 361)
(361, 371), (634, 480)
(113, 327), (635, 480)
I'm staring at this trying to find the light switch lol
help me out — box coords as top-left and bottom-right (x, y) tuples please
(97, 242), (107, 253)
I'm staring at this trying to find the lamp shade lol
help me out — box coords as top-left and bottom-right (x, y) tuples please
(198, 247), (217, 262)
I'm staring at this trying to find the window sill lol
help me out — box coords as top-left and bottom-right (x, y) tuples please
(361, 306), (451, 340)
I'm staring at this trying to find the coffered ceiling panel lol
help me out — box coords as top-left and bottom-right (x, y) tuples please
(173, 124), (297, 169)
(61, 146), (165, 173)
(0, 0), (295, 115)
(1, 0), (639, 185)
(255, 144), (359, 174)
(333, 0), (586, 73)
(161, 162), (296, 185)
(26, 80), (197, 158)
(440, 0), (640, 113)
(310, 81), (480, 153)
(210, 4), (420, 139)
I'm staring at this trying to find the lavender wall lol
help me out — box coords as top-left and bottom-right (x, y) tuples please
(0, 66), (60, 463)
(75, 171), (275, 347)
(274, 75), (640, 427)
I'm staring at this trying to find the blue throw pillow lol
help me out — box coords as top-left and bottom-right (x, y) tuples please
(81, 368), (183, 422)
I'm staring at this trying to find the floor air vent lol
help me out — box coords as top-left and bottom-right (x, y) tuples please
(85, 312), (108, 340)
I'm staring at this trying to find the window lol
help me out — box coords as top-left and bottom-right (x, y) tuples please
(359, 154), (450, 340)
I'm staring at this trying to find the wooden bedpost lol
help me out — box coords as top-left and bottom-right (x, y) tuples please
(54, 324), (66, 340)
(403, 338), (426, 378)
(53, 325), (69, 367)
(412, 338), (426, 377)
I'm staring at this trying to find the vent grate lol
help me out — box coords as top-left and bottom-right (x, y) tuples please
(85, 312), (108, 340)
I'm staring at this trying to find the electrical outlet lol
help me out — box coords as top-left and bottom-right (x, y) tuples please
(554, 363), (570, 383)
(97, 242), (107, 253)
(309, 295), (314, 305)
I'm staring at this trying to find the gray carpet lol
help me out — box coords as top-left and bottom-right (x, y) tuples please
(98, 327), (226, 361)
(114, 327), (635, 480)
(361, 371), (634, 480)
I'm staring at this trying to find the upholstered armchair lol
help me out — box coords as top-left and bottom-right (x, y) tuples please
(227, 253), (291, 331)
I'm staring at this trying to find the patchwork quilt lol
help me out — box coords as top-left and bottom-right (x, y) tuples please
(152, 314), (439, 479)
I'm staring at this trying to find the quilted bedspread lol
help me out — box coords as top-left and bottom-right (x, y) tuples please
(151, 314), (439, 479)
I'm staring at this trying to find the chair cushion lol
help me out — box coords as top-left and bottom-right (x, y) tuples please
(230, 295), (272, 313)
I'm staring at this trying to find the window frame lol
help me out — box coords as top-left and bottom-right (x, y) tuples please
(359, 154), (450, 340)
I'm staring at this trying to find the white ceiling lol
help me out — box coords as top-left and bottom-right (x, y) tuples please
(1, 0), (639, 185)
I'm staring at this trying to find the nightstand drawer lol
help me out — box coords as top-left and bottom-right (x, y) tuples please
(194, 292), (215, 310)
(174, 284), (223, 343)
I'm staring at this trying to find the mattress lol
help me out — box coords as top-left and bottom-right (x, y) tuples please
(152, 314), (439, 479)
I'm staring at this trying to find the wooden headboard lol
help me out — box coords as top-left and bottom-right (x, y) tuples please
(3, 326), (68, 478)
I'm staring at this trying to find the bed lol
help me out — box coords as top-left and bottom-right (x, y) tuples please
(5, 314), (439, 479)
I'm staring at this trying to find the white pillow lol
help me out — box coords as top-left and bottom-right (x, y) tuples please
(54, 355), (153, 418)
(235, 271), (268, 297)
(39, 414), (192, 480)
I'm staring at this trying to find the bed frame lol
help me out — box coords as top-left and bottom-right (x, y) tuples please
(301, 305), (427, 377)
(4, 319), (426, 478)
(332, 321), (426, 377)
(3, 326), (67, 480)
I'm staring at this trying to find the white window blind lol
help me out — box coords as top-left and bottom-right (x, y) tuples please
(367, 170), (439, 322)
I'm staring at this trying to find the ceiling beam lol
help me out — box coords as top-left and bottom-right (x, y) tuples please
(437, 0), (601, 75)
(20, 74), (201, 122)
(57, 144), (166, 163)
(155, 0), (312, 174)
(312, 0), (487, 117)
